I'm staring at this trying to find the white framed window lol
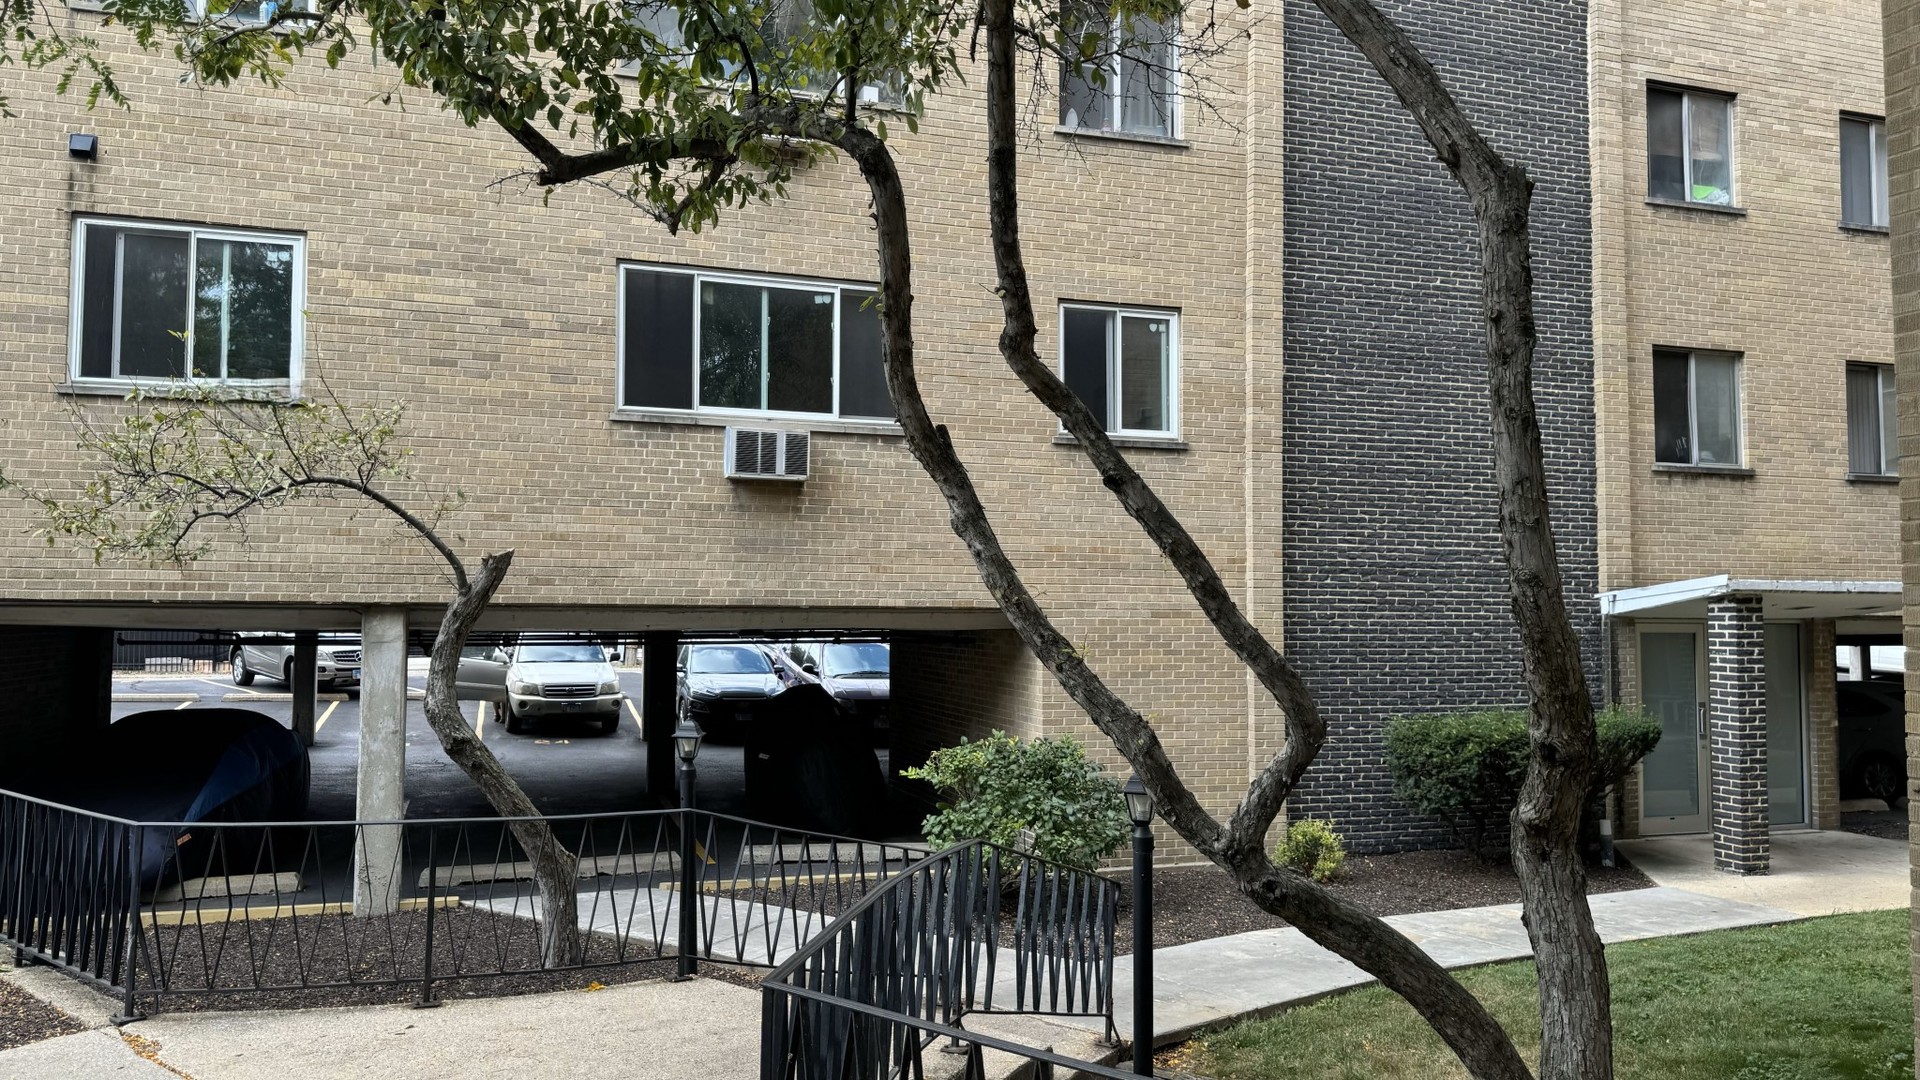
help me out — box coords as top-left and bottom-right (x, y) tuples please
(616, 0), (905, 106)
(1840, 114), (1889, 229)
(188, 0), (316, 23)
(69, 217), (304, 388)
(1059, 303), (1178, 437)
(618, 264), (894, 422)
(1653, 348), (1741, 467)
(1846, 363), (1897, 477)
(1058, 3), (1179, 139)
(1648, 85), (1734, 207)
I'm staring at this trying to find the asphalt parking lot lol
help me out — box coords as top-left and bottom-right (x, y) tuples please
(110, 667), (754, 821)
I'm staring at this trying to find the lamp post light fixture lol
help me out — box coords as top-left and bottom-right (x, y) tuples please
(1123, 773), (1154, 1076)
(673, 714), (703, 980)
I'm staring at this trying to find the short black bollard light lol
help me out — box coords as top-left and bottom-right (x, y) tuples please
(673, 715), (703, 981)
(1123, 773), (1155, 1076)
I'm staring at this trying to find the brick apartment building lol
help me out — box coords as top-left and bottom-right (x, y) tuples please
(1592, 0), (1900, 873)
(0, 0), (1623, 857)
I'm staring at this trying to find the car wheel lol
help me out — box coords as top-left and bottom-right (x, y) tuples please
(283, 659), (297, 688)
(596, 714), (619, 736)
(232, 648), (255, 686)
(505, 707), (527, 735)
(1858, 753), (1906, 804)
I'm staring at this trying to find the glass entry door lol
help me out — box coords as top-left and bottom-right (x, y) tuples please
(1640, 629), (1710, 834)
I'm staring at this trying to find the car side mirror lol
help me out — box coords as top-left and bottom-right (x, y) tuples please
(802, 664), (817, 675)
(491, 648), (509, 663)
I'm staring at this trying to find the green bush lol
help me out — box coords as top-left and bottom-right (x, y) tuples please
(1274, 819), (1346, 882)
(1384, 706), (1662, 859)
(901, 732), (1130, 873)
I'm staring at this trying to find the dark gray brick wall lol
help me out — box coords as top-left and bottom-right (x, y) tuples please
(1707, 595), (1769, 874)
(1280, 0), (1601, 852)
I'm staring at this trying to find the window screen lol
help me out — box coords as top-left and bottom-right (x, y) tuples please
(1062, 307), (1114, 430)
(622, 267), (695, 409)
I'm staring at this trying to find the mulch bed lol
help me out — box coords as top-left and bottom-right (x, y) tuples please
(129, 906), (678, 1014)
(1840, 809), (1908, 842)
(0, 978), (85, 1051)
(1114, 849), (1652, 954)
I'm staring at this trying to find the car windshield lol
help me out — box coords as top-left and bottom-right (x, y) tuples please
(516, 645), (606, 663)
(690, 646), (773, 675)
(823, 644), (890, 678)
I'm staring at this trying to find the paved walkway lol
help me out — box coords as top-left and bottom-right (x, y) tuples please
(0, 881), (1842, 1078)
(1036, 885), (1804, 1050)
(1615, 829), (1909, 916)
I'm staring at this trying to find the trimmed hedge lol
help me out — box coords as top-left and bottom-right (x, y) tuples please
(1384, 707), (1661, 859)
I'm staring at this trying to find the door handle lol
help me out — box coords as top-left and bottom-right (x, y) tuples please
(1697, 702), (1707, 740)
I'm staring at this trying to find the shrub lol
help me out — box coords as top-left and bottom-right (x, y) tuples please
(901, 731), (1130, 873)
(1274, 819), (1346, 882)
(1384, 706), (1662, 859)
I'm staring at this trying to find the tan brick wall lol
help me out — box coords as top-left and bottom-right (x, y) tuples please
(1592, 0), (1898, 593)
(0, 14), (1282, 829)
(1879, 0), (1920, 1060)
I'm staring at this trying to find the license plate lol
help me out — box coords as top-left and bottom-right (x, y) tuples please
(565, 702), (582, 711)
(349, 669), (360, 679)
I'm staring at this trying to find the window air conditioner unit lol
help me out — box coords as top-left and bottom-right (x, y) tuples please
(724, 427), (809, 481)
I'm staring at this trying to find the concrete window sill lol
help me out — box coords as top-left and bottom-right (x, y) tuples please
(1838, 222), (1891, 236)
(1644, 198), (1747, 217)
(58, 381), (297, 403)
(1052, 432), (1189, 451)
(608, 407), (904, 438)
(1845, 472), (1899, 484)
(1051, 126), (1191, 150)
(1651, 462), (1755, 478)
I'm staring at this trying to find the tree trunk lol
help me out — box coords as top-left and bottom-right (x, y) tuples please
(832, 37), (1532, 1079)
(1303, 3), (1610, 1076)
(418, 549), (583, 967)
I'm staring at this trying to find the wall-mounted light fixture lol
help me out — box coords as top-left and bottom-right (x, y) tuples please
(67, 133), (99, 161)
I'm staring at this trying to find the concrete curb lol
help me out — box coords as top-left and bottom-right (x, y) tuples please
(111, 693), (198, 703)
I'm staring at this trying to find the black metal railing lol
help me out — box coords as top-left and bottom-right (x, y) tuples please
(761, 841), (1131, 1080)
(0, 788), (924, 1018)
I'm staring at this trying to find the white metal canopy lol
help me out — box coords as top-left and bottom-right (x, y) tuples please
(1597, 574), (1901, 621)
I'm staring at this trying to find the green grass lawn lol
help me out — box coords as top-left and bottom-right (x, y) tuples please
(1193, 910), (1913, 1080)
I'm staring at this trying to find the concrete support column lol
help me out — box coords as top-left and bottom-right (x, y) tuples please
(1707, 595), (1768, 874)
(1807, 620), (1840, 829)
(291, 630), (318, 748)
(354, 608), (407, 915)
(642, 631), (680, 807)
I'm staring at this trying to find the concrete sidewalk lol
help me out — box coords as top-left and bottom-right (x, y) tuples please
(0, 974), (763, 1080)
(1615, 829), (1909, 916)
(1035, 885), (1804, 1050)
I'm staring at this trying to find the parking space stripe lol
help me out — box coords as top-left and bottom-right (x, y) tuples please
(475, 701), (488, 742)
(314, 699), (339, 733)
(172, 699), (194, 711)
(624, 698), (642, 726)
(203, 678), (258, 696)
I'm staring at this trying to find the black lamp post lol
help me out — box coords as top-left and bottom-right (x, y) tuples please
(1123, 773), (1154, 1076)
(673, 715), (703, 980)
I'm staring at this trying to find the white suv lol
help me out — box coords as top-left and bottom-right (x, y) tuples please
(232, 637), (362, 690)
(456, 642), (623, 735)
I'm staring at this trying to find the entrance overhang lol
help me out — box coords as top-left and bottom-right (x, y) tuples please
(1598, 575), (1901, 621)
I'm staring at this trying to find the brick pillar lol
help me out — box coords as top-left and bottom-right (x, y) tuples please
(1707, 595), (1768, 874)
(1806, 620), (1840, 830)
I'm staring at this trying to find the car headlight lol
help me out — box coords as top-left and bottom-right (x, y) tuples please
(599, 679), (619, 694)
(509, 680), (539, 695)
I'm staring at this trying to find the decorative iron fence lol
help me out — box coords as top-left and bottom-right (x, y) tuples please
(761, 841), (1132, 1080)
(0, 788), (924, 1018)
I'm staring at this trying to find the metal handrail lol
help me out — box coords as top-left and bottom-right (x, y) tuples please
(762, 839), (1120, 1080)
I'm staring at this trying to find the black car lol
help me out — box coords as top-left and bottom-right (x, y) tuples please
(1838, 678), (1906, 802)
(677, 643), (783, 742)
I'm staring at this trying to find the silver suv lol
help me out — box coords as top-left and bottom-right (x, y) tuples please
(456, 642), (623, 735)
(232, 637), (363, 690)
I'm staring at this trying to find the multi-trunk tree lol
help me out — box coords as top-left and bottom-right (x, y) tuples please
(4, 0), (1610, 1074)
